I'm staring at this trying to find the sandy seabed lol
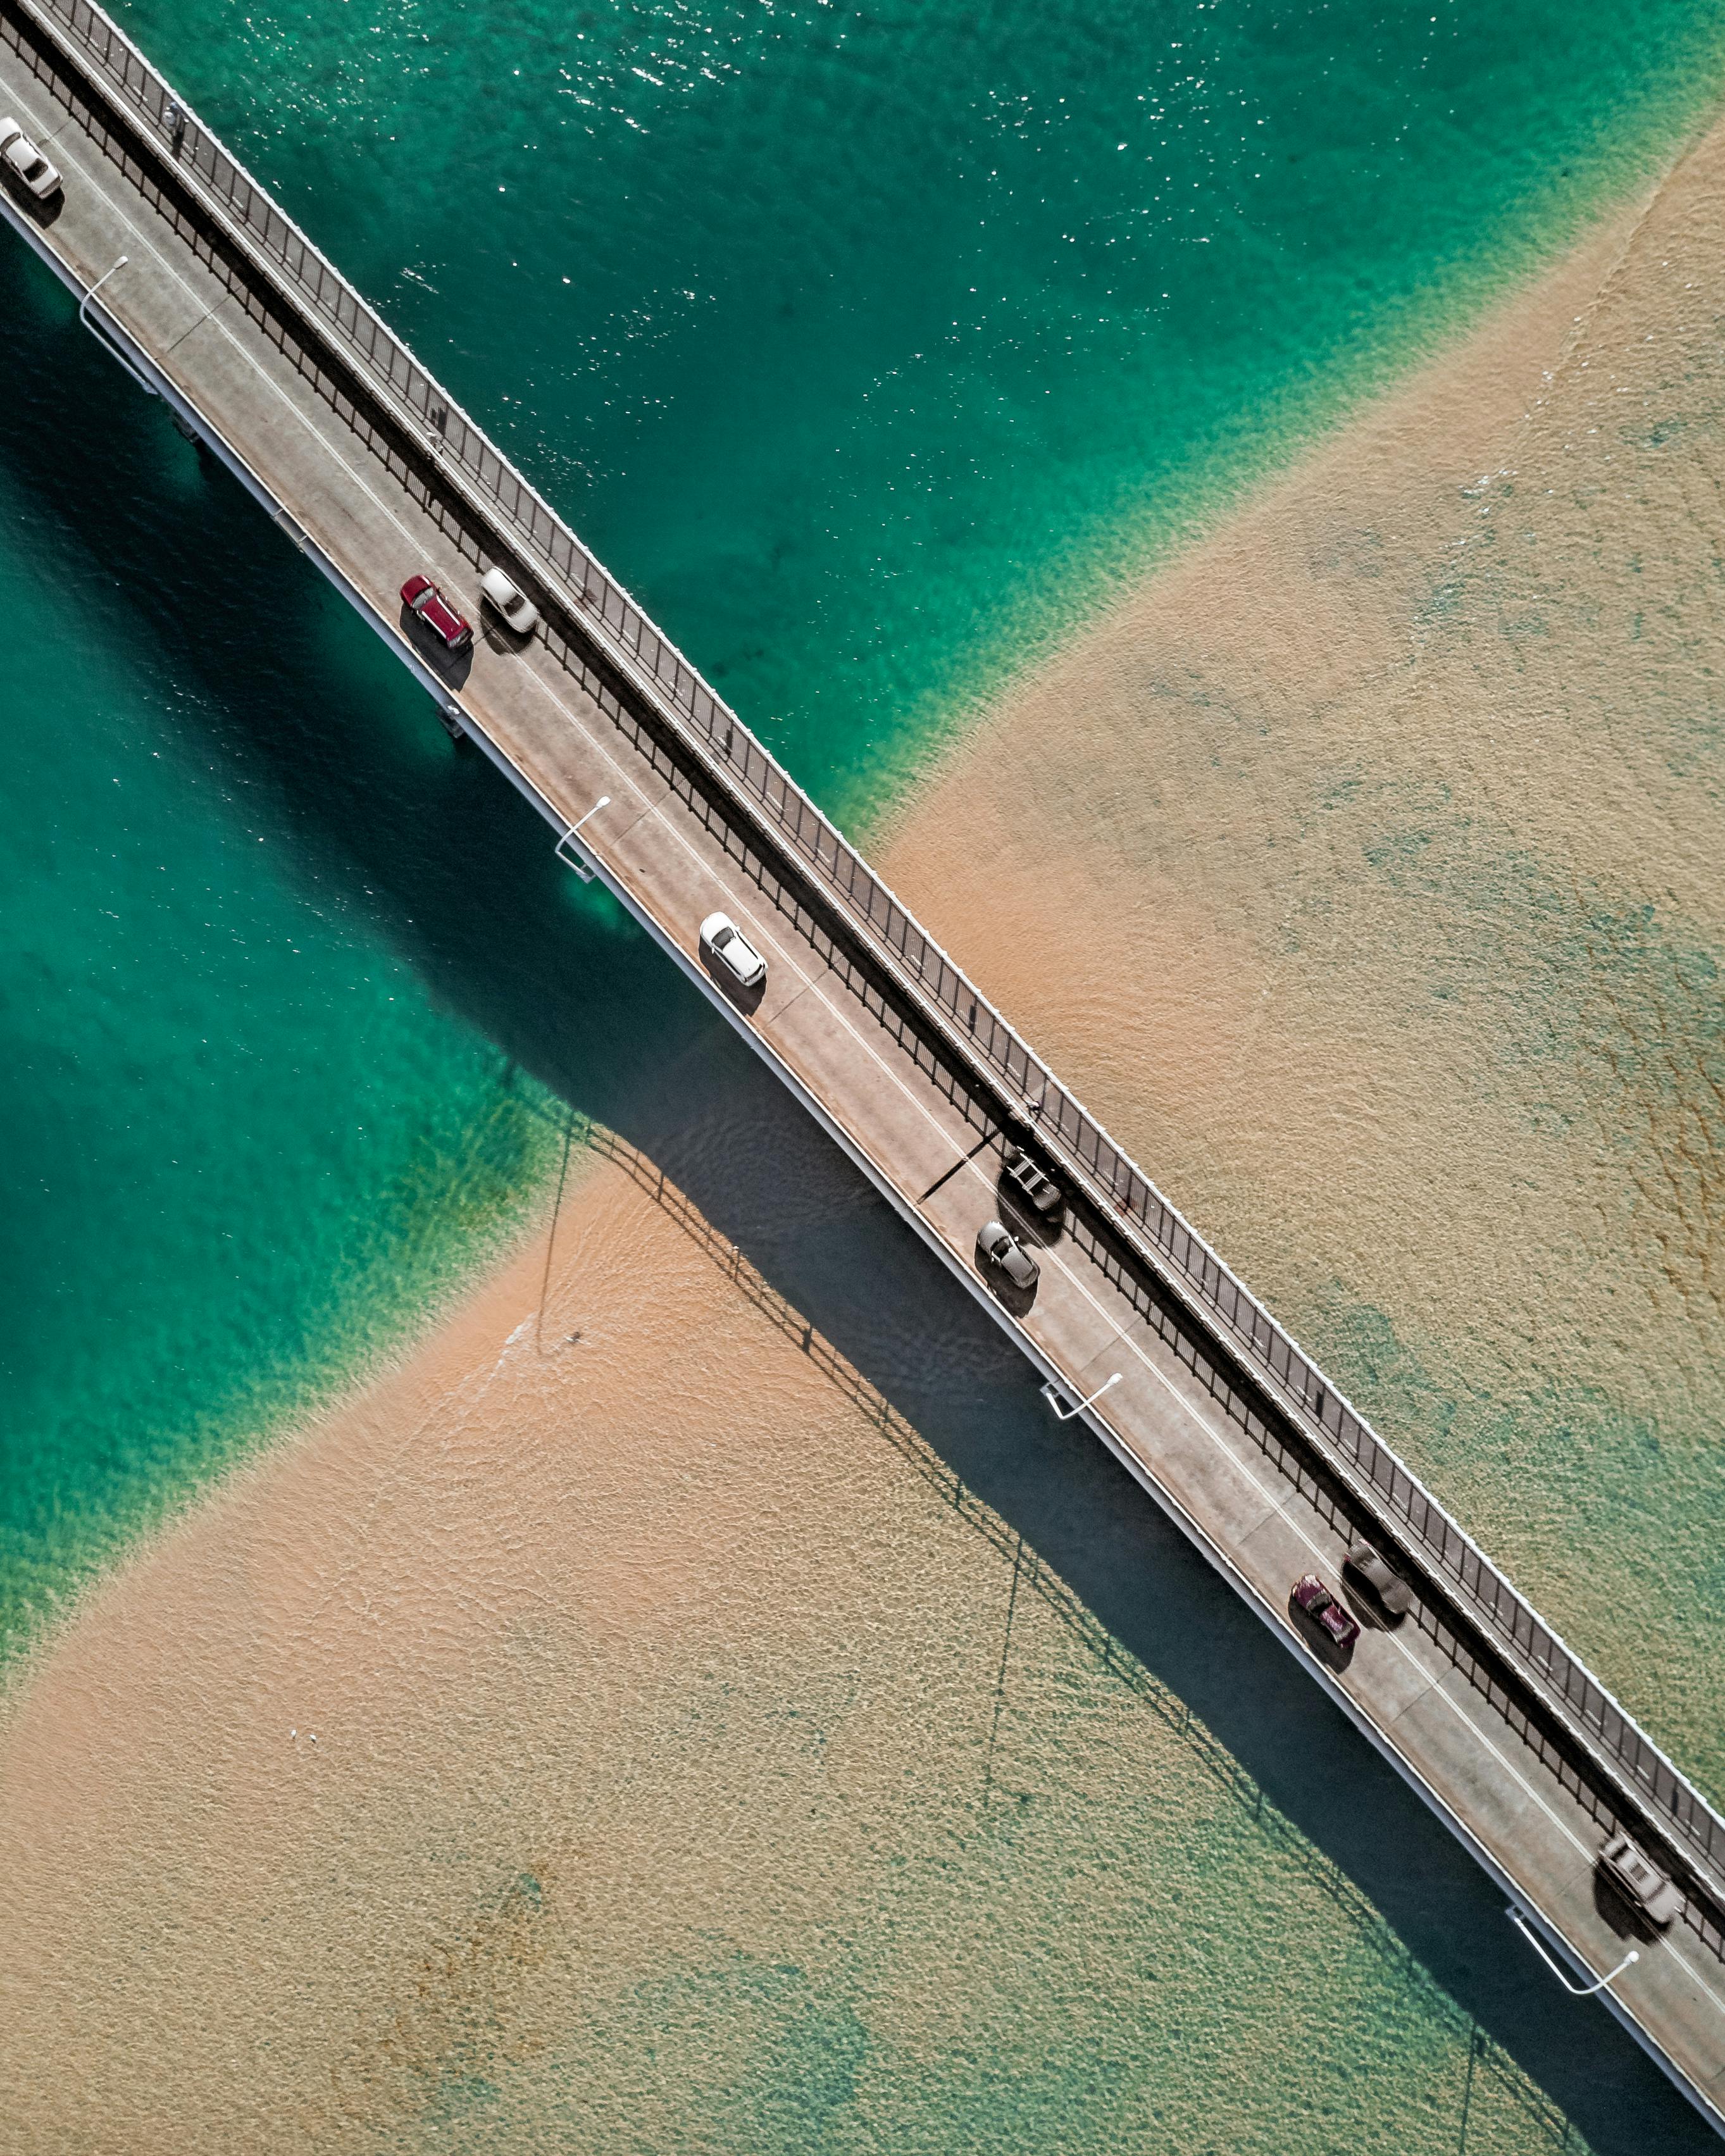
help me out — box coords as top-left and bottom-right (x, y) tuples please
(887, 115), (1725, 1788)
(6, 117), (1725, 2156)
(0, 1083), (1643, 2154)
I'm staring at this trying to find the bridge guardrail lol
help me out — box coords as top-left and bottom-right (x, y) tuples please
(27, 0), (1725, 1910)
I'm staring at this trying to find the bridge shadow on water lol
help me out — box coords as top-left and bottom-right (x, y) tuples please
(1, 244), (1715, 2152)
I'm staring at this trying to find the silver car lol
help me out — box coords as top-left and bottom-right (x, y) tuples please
(699, 911), (766, 990)
(479, 564), (539, 635)
(1598, 1831), (1682, 1929)
(1343, 1542), (1413, 1625)
(977, 1219), (1039, 1292)
(0, 118), (61, 200)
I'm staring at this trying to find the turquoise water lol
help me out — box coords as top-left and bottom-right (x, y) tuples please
(4, 1), (1725, 2144)
(9, 0), (1719, 1648)
(0, 338), (560, 1642)
(120, 0), (1725, 818)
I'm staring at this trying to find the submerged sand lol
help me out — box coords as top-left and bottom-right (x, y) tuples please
(0, 1076), (1619, 2153)
(6, 121), (1725, 2156)
(885, 116), (1725, 1789)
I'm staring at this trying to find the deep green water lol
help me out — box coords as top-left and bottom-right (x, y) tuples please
(0, 0), (1702, 1629)
(117, 0), (1725, 816)
(4, 1), (1725, 2146)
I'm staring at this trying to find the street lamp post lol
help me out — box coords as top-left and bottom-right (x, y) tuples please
(1041, 1371), (1122, 1423)
(78, 256), (129, 325)
(78, 257), (161, 399)
(1505, 1905), (1639, 1997)
(556, 796), (611, 883)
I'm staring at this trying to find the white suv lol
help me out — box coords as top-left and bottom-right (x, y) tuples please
(699, 913), (766, 991)
(0, 119), (62, 201)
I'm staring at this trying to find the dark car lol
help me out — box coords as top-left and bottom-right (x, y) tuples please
(1598, 1831), (1683, 1929)
(1344, 1542), (1413, 1625)
(1291, 1573), (1359, 1652)
(977, 1219), (1039, 1293)
(401, 572), (473, 652)
(1003, 1147), (1062, 1217)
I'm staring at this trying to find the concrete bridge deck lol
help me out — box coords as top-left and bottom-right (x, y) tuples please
(3, 0), (1722, 2128)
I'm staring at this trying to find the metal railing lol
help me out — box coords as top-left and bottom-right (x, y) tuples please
(22, 0), (1725, 1903)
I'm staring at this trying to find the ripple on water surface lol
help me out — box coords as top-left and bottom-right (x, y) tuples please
(4, 0), (1725, 2148)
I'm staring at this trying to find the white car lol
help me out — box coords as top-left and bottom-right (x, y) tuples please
(478, 564), (539, 635)
(699, 911), (766, 991)
(0, 118), (61, 201)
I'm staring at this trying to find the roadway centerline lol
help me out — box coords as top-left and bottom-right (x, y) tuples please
(506, 647), (1725, 2021)
(9, 8), (1723, 2109)
(59, 123), (1725, 2015)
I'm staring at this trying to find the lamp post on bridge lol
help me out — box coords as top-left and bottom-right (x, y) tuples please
(555, 797), (611, 883)
(1505, 1905), (1638, 1997)
(1041, 1371), (1122, 1423)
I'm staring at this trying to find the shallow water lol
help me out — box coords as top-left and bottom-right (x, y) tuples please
(4, 1052), (1712, 2152)
(4, 0), (1725, 2147)
(881, 135), (1725, 1795)
(0, 329), (563, 1645)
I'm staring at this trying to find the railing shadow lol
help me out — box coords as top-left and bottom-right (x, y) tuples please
(10, 0), (1721, 1931)
(546, 1053), (1707, 2155)
(0, 237), (1715, 2154)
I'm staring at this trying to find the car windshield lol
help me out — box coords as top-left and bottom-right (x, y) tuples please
(23, 154), (45, 177)
(712, 926), (733, 949)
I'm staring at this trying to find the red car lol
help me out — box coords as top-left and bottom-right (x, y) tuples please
(401, 573), (473, 653)
(1292, 1573), (1360, 1652)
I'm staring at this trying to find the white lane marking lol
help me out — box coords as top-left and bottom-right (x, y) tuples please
(509, 585), (1725, 2028)
(495, 657), (1725, 2011)
(40, 121), (434, 563)
(47, 85), (1724, 2026)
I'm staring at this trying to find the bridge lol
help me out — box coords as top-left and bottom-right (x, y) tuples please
(2, 0), (1722, 2128)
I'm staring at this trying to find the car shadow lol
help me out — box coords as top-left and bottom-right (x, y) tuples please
(1, 173), (64, 227)
(995, 1175), (1065, 1249)
(1339, 1580), (1398, 1633)
(479, 609), (532, 657)
(698, 947), (767, 1016)
(0, 240), (1716, 2155)
(398, 601), (474, 689)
